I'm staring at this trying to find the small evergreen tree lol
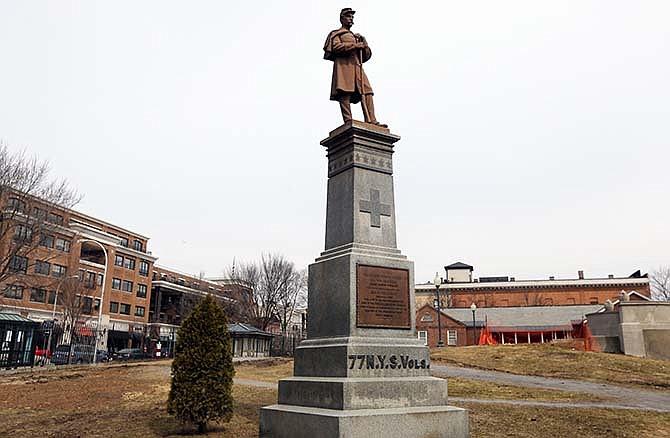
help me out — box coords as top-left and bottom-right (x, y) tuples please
(167, 295), (234, 433)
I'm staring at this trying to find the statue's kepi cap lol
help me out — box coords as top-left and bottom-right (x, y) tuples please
(340, 8), (355, 16)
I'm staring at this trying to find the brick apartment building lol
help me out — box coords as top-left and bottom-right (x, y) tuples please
(0, 189), (257, 357)
(416, 262), (651, 309)
(0, 191), (158, 351)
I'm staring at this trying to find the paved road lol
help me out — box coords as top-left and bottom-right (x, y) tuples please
(234, 365), (670, 413)
(431, 364), (670, 412)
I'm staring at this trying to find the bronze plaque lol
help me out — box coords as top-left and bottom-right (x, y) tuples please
(356, 265), (410, 329)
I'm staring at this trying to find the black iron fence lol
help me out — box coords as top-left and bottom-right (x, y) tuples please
(270, 333), (306, 357)
(31, 320), (104, 366)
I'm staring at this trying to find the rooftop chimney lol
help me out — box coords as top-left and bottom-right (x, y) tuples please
(608, 274), (614, 279)
(578, 270), (584, 280)
(549, 276), (555, 280)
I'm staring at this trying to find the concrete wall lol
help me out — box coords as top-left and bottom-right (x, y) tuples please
(592, 336), (621, 353)
(587, 312), (620, 337)
(619, 302), (670, 359)
(643, 330), (670, 361)
(587, 311), (622, 352)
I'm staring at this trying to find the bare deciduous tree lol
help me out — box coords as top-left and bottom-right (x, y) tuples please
(276, 268), (307, 336)
(53, 275), (98, 362)
(58, 276), (93, 335)
(0, 144), (80, 301)
(227, 253), (306, 332)
(651, 266), (670, 301)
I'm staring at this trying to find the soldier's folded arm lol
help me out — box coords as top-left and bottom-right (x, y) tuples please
(331, 37), (358, 53)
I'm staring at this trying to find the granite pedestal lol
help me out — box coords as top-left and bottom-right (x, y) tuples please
(260, 121), (469, 437)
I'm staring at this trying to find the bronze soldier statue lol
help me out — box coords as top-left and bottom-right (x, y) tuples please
(323, 8), (387, 128)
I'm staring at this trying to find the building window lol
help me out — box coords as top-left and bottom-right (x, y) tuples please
(135, 306), (145, 317)
(52, 264), (67, 277)
(112, 278), (122, 290)
(48, 291), (62, 305)
(109, 301), (119, 313)
(119, 303), (131, 315)
(82, 297), (93, 314)
(133, 240), (143, 252)
(40, 234), (55, 248)
(31, 207), (46, 220)
(8, 255), (28, 274)
(417, 330), (428, 345)
(47, 212), (64, 225)
(139, 260), (149, 277)
(55, 238), (71, 252)
(8, 197), (26, 213)
(119, 237), (129, 248)
(447, 330), (457, 346)
(136, 284), (147, 298)
(114, 255), (124, 266)
(94, 298), (100, 311)
(124, 258), (136, 270)
(589, 297), (599, 305)
(97, 273), (104, 286)
(30, 288), (47, 303)
(4, 284), (24, 300)
(122, 280), (133, 292)
(35, 260), (51, 275)
(420, 312), (434, 322)
(13, 224), (32, 242)
(85, 272), (96, 289)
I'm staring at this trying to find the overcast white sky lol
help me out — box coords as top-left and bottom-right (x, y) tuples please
(1, 1), (668, 283)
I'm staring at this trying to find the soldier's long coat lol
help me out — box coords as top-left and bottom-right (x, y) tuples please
(323, 28), (374, 103)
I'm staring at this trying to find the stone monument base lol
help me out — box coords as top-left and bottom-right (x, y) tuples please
(259, 404), (469, 438)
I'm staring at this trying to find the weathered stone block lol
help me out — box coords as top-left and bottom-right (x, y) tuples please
(260, 404), (469, 438)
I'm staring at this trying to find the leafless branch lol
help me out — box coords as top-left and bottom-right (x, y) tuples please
(651, 266), (670, 301)
(0, 144), (81, 308)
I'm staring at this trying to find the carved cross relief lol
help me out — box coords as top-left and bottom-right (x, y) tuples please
(359, 189), (391, 228)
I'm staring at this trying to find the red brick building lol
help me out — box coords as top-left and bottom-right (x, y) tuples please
(415, 302), (617, 348)
(0, 191), (255, 358)
(415, 304), (471, 347)
(0, 191), (158, 351)
(416, 262), (651, 310)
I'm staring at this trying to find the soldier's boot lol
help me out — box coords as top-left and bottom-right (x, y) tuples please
(362, 94), (387, 128)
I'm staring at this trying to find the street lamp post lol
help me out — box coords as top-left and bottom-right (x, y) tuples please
(78, 239), (108, 364)
(46, 274), (79, 357)
(434, 273), (444, 347)
(470, 303), (477, 346)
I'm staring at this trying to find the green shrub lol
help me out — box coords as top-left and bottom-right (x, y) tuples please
(167, 295), (234, 433)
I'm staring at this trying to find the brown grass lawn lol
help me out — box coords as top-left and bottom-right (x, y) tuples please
(235, 358), (608, 403)
(234, 358), (293, 383)
(430, 342), (670, 390)
(462, 402), (670, 438)
(1, 359), (668, 437)
(0, 362), (272, 438)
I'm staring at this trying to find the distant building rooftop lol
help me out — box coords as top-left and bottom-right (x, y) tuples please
(442, 304), (603, 331)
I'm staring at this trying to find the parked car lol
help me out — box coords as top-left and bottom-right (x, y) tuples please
(51, 344), (109, 365)
(96, 350), (111, 363)
(113, 348), (145, 361)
